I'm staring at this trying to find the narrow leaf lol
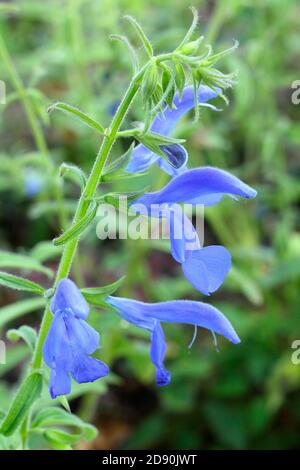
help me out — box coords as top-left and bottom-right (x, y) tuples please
(124, 15), (153, 58)
(0, 372), (43, 436)
(81, 276), (125, 304)
(47, 102), (105, 134)
(110, 34), (138, 73)
(0, 250), (53, 278)
(0, 272), (45, 296)
(0, 298), (45, 329)
(53, 202), (98, 246)
(103, 143), (135, 176)
(7, 326), (37, 352)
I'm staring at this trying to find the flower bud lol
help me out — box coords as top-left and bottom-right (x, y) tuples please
(178, 40), (200, 56)
(142, 61), (158, 103)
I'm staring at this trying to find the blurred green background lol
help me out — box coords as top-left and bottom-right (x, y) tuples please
(1, 0), (300, 450)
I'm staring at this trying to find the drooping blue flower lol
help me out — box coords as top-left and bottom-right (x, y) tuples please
(166, 203), (232, 295)
(130, 166), (256, 295)
(106, 295), (240, 386)
(43, 278), (109, 399)
(125, 85), (219, 176)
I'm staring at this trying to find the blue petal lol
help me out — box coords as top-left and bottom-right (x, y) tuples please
(167, 204), (200, 263)
(182, 246), (231, 295)
(49, 363), (71, 399)
(42, 310), (73, 371)
(106, 296), (155, 330)
(132, 167), (257, 209)
(159, 144), (188, 170)
(126, 85), (218, 174)
(107, 297), (240, 344)
(62, 313), (100, 355)
(50, 278), (89, 319)
(71, 355), (109, 383)
(150, 321), (171, 387)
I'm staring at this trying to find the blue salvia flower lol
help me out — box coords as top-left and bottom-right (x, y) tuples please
(131, 167), (256, 294)
(106, 296), (240, 386)
(166, 203), (232, 295)
(131, 166), (257, 208)
(126, 85), (219, 176)
(43, 278), (109, 399)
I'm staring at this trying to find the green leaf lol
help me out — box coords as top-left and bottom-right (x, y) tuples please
(30, 241), (62, 263)
(43, 429), (80, 448)
(0, 271), (45, 295)
(81, 276), (125, 304)
(0, 250), (53, 278)
(103, 143), (134, 176)
(102, 170), (147, 183)
(175, 63), (186, 99)
(59, 163), (87, 189)
(31, 407), (97, 441)
(47, 102), (104, 134)
(7, 325), (37, 352)
(0, 345), (29, 378)
(98, 189), (148, 209)
(110, 34), (138, 73)
(124, 15), (153, 58)
(142, 62), (158, 103)
(0, 372), (43, 436)
(0, 298), (45, 329)
(53, 202), (98, 246)
(136, 130), (185, 163)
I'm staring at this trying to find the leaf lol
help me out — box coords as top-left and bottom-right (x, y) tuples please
(102, 170), (147, 183)
(31, 407), (97, 441)
(59, 163), (87, 189)
(0, 271), (45, 296)
(0, 345), (29, 378)
(53, 202), (98, 246)
(7, 325), (37, 352)
(175, 63), (186, 99)
(103, 143), (135, 176)
(124, 15), (153, 58)
(0, 250), (53, 278)
(47, 102), (104, 134)
(110, 34), (138, 73)
(0, 372), (43, 437)
(98, 189), (148, 209)
(0, 298), (45, 329)
(29, 241), (62, 263)
(81, 276), (125, 304)
(29, 200), (77, 219)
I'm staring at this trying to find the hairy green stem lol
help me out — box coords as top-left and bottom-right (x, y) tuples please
(32, 72), (143, 370)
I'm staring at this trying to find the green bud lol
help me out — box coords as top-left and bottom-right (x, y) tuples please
(178, 39), (201, 56)
(175, 63), (186, 99)
(142, 61), (158, 103)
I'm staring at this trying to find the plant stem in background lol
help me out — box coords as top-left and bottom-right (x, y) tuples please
(0, 33), (67, 228)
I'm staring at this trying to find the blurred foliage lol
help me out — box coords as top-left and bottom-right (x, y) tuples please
(0, 0), (300, 450)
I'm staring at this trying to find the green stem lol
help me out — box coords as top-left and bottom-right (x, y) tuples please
(0, 32), (67, 228)
(32, 72), (143, 370)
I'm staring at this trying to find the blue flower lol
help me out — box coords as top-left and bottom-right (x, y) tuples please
(125, 85), (219, 176)
(43, 278), (109, 399)
(131, 166), (257, 209)
(166, 203), (232, 295)
(130, 167), (256, 294)
(106, 295), (240, 386)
